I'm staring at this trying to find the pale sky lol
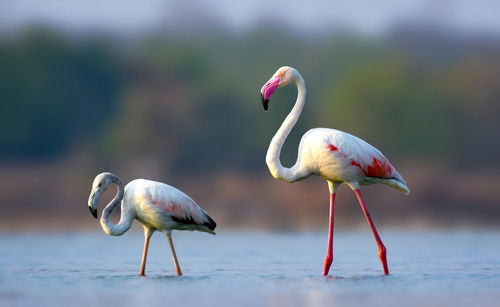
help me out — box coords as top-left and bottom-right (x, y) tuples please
(1, 0), (499, 36)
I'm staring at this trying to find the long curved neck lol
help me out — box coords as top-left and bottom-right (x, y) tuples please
(265, 75), (308, 183)
(100, 177), (134, 236)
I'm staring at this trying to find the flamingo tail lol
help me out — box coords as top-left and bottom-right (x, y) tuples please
(386, 178), (410, 194)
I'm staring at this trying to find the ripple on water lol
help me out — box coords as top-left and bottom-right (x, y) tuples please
(1, 231), (500, 307)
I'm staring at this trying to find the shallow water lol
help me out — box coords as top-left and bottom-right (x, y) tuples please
(1, 231), (499, 306)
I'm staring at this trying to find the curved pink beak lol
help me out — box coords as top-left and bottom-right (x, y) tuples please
(260, 75), (281, 111)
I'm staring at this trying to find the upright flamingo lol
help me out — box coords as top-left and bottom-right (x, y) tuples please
(260, 66), (409, 276)
(87, 172), (216, 276)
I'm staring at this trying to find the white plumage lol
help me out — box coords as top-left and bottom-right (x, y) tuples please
(296, 128), (408, 192)
(88, 172), (216, 276)
(127, 179), (215, 234)
(260, 66), (409, 276)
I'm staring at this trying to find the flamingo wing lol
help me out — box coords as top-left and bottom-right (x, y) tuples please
(335, 133), (397, 179)
(132, 180), (216, 232)
(311, 128), (404, 182)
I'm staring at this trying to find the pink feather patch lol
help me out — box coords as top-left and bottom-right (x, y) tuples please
(328, 144), (338, 151)
(351, 157), (393, 178)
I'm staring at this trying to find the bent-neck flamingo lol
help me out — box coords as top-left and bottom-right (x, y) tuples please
(88, 172), (216, 276)
(260, 66), (409, 276)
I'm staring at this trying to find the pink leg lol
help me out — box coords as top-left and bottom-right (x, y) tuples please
(140, 227), (153, 276)
(167, 234), (183, 276)
(139, 234), (151, 276)
(323, 192), (336, 276)
(354, 189), (389, 275)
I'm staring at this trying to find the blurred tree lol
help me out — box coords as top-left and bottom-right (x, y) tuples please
(1, 25), (499, 173)
(0, 27), (123, 159)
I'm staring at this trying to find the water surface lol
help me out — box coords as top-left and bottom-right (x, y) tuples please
(1, 231), (499, 306)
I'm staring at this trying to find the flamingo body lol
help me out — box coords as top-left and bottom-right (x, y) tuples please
(295, 128), (408, 192)
(126, 179), (216, 234)
(260, 66), (409, 276)
(88, 172), (216, 276)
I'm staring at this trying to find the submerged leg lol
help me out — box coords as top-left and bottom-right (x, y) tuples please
(167, 233), (183, 276)
(140, 228), (154, 276)
(323, 181), (339, 276)
(354, 189), (389, 275)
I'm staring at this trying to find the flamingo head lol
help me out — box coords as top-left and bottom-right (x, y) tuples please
(260, 66), (298, 111)
(88, 172), (114, 219)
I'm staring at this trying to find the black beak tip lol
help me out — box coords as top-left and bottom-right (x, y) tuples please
(89, 206), (98, 219)
(261, 93), (269, 111)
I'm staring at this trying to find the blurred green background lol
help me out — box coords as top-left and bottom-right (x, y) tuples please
(1, 0), (499, 231)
